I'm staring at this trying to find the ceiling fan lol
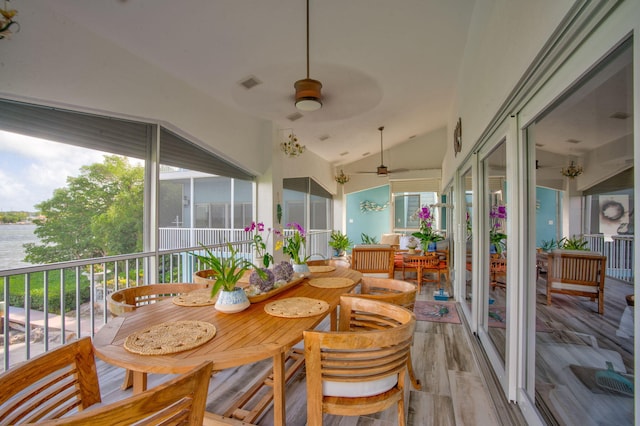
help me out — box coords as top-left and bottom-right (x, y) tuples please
(356, 126), (411, 176)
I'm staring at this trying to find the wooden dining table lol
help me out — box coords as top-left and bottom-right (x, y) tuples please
(93, 266), (362, 426)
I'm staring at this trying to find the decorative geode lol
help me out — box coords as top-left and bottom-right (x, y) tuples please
(249, 268), (275, 292)
(273, 261), (294, 282)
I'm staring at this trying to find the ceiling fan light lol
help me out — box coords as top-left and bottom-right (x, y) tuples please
(294, 78), (322, 111)
(377, 165), (388, 176)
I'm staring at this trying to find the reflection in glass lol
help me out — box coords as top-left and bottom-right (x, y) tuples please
(485, 142), (507, 366)
(530, 42), (633, 424)
(462, 169), (473, 311)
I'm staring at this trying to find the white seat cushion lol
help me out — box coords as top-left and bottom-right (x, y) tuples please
(323, 375), (397, 397)
(550, 281), (599, 293)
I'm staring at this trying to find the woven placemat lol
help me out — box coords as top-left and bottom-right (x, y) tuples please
(308, 265), (336, 273)
(264, 297), (329, 318)
(173, 288), (216, 306)
(308, 277), (355, 289)
(124, 320), (216, 355)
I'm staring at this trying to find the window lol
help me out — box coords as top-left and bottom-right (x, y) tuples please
(392, 192), (439, 233)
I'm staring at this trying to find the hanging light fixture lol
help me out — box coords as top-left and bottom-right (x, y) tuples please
(335, 169), (350, 185)
(561, 160), (583, 178)
(0, 1), (19, 40)
(294, 0), (322, 111)
(376, 126), (388, 176)
(280, 131), (306, 157)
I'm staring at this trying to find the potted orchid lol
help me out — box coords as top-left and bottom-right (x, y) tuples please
(411, 205), (444, 252)
(244, 221), (274, 268)
(489, 204), (507, 254)
(191, 243), (266, 313)
(276, 222), (311, 275)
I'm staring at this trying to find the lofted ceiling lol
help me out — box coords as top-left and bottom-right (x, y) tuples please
(48, 0), (476, 167)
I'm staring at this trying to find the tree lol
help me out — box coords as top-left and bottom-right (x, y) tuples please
(24, 156), (144, 264)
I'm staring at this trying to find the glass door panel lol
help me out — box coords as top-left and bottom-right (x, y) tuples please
(529, 41), (634, 425)
(484, 142), (508, 365)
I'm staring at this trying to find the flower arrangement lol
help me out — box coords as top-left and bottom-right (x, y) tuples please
(411, 206), (444, 252)
(276, 222), (310, 264)
(244, 221), (273, 268)
(489, 204), (507, 254)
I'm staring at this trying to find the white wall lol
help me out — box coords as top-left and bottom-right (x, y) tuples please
(443, 0), (575, 184)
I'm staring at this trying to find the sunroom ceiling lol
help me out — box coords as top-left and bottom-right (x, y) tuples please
(47, 0), (476, 167)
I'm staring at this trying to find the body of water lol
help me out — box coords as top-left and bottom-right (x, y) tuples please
(0, 224), (39, 270)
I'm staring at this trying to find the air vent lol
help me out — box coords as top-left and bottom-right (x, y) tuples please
(318, 134), (330, 141)
(287, 112), (304, 122)
(535, 143), (544, 147)
(362, 152), (370, 157)
(408, 135), (416, 139)
(238, 76), (262, 90)
(610, 112), (630, 120)
(339, 151), (349, 156)
(566, 139), (581, 144)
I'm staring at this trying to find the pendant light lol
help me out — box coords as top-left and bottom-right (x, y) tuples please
(294, 0), (322, 111)
(376, 126), (388, 176)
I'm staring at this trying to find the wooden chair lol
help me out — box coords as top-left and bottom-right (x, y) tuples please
(546, 251), (607, 314)
(107, 282), (210, 390)
(489, 257), (507, 289)
(402, 253), (440, 292)
(0, 337), (214, 425)
(353, 277), (421, 390)
(350, 245), (395, 278)
(303, 295), (416, 426)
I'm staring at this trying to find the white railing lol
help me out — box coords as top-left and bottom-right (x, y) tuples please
(159, 228), (247, 250)
(584, 234), (634, 283)
(0, 241), (249, 371)
(1, 228), (332, 371)
(159, 227), (333, 259)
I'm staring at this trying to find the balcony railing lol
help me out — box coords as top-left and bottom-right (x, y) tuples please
(584, 234), (634, 283)
(0, 229), (332, 371)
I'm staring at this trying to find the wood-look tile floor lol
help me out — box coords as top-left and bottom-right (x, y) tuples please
(97, 281), (504, 425)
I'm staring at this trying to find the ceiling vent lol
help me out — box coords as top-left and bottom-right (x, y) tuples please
(238, 76), (262, 90)
(318, 134), (330, 141)
(286, 112), (304, 122)
(610, 112), (630, 120)
(566, 139), (581, 144)
(339, 151), (349, 156)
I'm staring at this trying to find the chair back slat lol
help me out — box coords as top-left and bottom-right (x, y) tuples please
(304, 295), (416, 426)
(351, 246), (395, 277)
(36, 361), (213, 425)
(0, 337), (101, 424)
(108, 283), (209, 316)
(546, 251), (607, 314)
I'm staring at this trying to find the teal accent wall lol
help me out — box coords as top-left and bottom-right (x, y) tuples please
(345, 185), (391, 250)
(536, 187), (559, 247)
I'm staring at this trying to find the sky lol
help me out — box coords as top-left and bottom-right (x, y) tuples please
(0, 130), (109, 212)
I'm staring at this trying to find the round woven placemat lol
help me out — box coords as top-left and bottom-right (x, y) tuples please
(308, 277), (355, 289)
(173, 288), (216, 306)
(308, 265), (336, 273)
(264, 297), (329, 318)
(124, 320), (216, 355)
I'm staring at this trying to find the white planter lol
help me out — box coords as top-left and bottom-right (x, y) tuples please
(215, 288), (250, 313)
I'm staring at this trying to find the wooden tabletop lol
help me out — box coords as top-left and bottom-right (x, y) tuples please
(93, 266), (362, 377)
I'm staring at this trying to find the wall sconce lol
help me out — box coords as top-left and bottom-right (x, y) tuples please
(335, 169), (350, 185)
(561, 161), (583, 178)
